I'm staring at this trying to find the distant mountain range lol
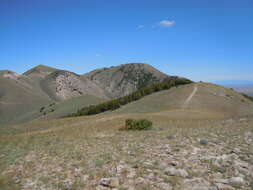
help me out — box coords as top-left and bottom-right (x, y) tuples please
(214, 80), (253, 96)
(214, 80), (253, 85)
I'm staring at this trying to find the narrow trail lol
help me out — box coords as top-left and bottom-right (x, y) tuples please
(182, 84), (198, 109)
(0, 101), (20, 105)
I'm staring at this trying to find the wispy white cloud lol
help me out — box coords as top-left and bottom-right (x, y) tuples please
(137, 20), (175, 29)
(95, 53), (102, 57)
(159, 20), (175, 27)
(137, 25), (145, 29)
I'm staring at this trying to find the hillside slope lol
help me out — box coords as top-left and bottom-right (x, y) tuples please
(83, 63), (169, 98)
(40, 70), (107, 101)
(23, 65), (107, 101)
(41, 95), (106, 119)
(1, 88), (252, 190)
(0, 70), (51, 125)
(22, 65), (60, 99)
(0, 63), (174, 125)
(114, 83), (253, 117)
(22, 63), (170, 101)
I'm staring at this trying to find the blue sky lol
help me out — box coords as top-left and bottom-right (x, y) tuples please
(0, 0), (253, 82)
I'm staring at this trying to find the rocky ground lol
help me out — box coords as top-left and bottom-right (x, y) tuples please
(0, 116), (253, 190)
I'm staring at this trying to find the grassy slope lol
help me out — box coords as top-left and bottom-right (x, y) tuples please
(24, 65), (60, 101)
(113, 83), (253, 117)
(23, 65), (61, 101)
(0, 75), (51, 126)
(1, 82), (253, 189)
(1, 107), (253, 189)
(2, 82), (253, 132)
(112, 85), (192, 114)
(0, 66), (60, 125)
(42, 95), (107, 119)
(0, 76), (105, 126)
(190, 83), (253, 116)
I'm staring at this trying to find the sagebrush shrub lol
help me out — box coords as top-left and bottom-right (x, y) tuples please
(125, 119), (152, 130)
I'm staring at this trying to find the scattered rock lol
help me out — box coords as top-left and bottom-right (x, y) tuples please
(156, 182), (172, 190)
(239, 118), (247, 122)
(2, 116), (253, 190)
(136, 177), (146, 184)
(209, 187), (218, 190)
(96, 185), (110, 190)
(182, 178), (211, 190)
(199, 139), (209, 145)
(109, 178), (119, 188)
(99, 177), (119, 188)
(215, 183), (236, 190)
(116, 164), (127, 174)
(82, 175), (89, 181)
(164, 167), (188, 177)
(214, 179), (229, 184)
(126, 169), (136, 178)
(230, 177), (244, 185)
(14, 177), (21, 184)
(222, 119), (235, 124)
(100, 178), (111, 187)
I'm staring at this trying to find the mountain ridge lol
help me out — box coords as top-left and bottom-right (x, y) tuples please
(0, 63), (175, 125)
(2, 63), (252, 126)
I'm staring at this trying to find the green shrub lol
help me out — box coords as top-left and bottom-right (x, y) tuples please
(49, 102), (55, 107)
(125, 119), (152, 130)
(40, 106), (45, 112)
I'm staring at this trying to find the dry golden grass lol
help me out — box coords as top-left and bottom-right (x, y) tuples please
(1, 82), (253, 190)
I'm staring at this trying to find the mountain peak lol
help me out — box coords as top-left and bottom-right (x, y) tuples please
(84, 62), (169, 98)
(23, 65), (58, 77)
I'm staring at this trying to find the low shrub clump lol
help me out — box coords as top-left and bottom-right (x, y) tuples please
(124, 119), (152, 130)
